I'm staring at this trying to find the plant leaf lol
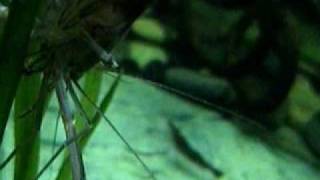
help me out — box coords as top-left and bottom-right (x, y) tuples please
(0, 0), (42, 145)
(14, 74), (41, 180)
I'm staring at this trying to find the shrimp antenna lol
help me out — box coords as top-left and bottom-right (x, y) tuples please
(104, 71), (270, 134)
(0, 136), (34, 170)
(72, 79), (157, 180)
